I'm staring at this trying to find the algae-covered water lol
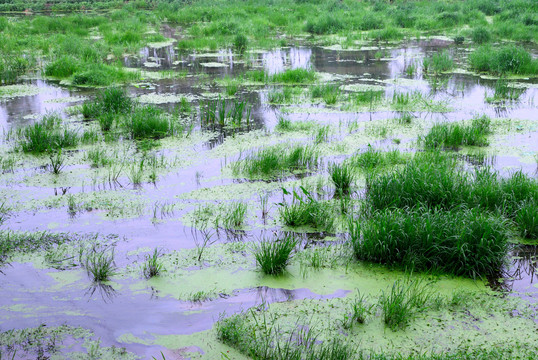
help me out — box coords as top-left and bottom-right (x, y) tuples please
(1, 32), (538, 359)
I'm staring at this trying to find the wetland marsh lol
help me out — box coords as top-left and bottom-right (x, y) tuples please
(1, 0), (538, 359)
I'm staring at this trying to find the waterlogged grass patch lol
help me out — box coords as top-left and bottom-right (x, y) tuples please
(215, 285), (538, 359)
(0, 325), (138, 360)
(0, 84), (41, 98)
(137, 93), (195, 105)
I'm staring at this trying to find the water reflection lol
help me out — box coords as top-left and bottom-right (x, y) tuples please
(262, 47), (312, 74)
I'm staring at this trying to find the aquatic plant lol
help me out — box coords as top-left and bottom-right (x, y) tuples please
(487, 78), (523, 102)
(310, 84), (340, 105)
(515, 200), (538, 239)
(267, 87), (294, 103)
(349, 90), (384, 107)
(125, 105), (169, 139)
(423, 50), (454, 74)
(278, 187), (335, 232)
(234, 33), (248, 53)
(342, 291), (374, 328)
(269, 68), (316, 84)
(421, 115), (491, 149)
(18, 114), (79, 154)
(45, 55), (80, 78)
(469, 45), (538, 75)
(143, 248), (164, 279)
(329, 162), (355, 195)
(221, 202), (248, 230)
(48, 149), (65, 174)
(347, 146), (408, 171)
(84, 247), (117, 282)
(470, 27), (491, 44)
(253, 235), (297, 275)
(350, 207), (509, 278)
(312, 125), (330, 144)
(231, 144), (319, 179)
(86, 147), (111, 168)
(379, 279), (432, 331)
(305, 14), (344, 35)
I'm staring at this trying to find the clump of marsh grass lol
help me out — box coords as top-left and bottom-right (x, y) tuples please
(278, 187), (335, 232)
(221, 202), (248, 230)
(349, 207), (509, 278)
(347, 146), (408, 171)
(312, 125), (330, 144)
(253, 235), (298, 275)
(515, 200), (538, 239)
(18, 113), (79, 154)
(421, 115), (491, 149)
(84, 246), (117, 282)
(269, 68), (316, 83)
(342, 291), (374, 328)
(48, 149), (66, 174)
(143, 248), (164, 279)
(231, 144), (319, 179)
(469, 45), (538, 75)
(379, 279), (432, 330)
(310, 83), (340, 105)
(124, 105), (170, 139)
(423, 50), (454, 74)
(329, 162), (355, 195)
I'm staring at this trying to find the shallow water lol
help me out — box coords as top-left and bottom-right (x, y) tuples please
(1, 39), (537, 357)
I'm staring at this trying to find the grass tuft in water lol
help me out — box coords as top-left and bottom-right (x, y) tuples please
(379, 279), (432, 331)
(18, 114), (78, 154)
(421, 115), (491, 149)
(143, 248), (164, 279)
(329, 162), (355, 195)
(279, 187), (335, 232)
(84, 247), (117, 282)
(231, 144), (319, 179)
(253, 235), (298, 275)
(423, 50), (454, 74)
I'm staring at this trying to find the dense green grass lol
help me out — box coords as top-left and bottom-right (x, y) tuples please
(124, 105), (170, 139)
(469, 45), (538, 75)
(347, 146), (408, 171)
(349, 207), (509, 278)
(421, 115), (491, 149)
(423, 50), (454, 74)
(278, 187), (335, 232)
(17, 114), (78, 154)
(231, 144), (319, 179)
(84, 247), (117, 282)
(365, 151), (538, 239)
(311, 83), (340, 104)
(329, 162), (355, 195)
(253, 236), (297, 275)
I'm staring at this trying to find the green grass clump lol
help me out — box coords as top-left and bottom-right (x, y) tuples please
(379, 279), (432, 330)
(84, 247), (117, 282)
(366, 152), (538, 237)
(350, 207), (509, 278)
(279, 187), (335, 232)
(469, 45), (538, 75)
(347, 146), (408, 171)
(231, 144), (319, 179)
(0, 53), (32, 85)
(143, 248), (164, 279)
(515, 200), (538, 239)
(18, 114), (78, 154)
(82, 87), (133, 120)
(470, 27), (491, 44)
(72, 63), (138, 86)
(269, 68), (316, 84)
(267, 87), (293, 103)
(305, 14), (344, 34)
(45, 55), (80, 78)
(124, 105), (170, 139)
(253, 235), (298, 275)
(423, 50), (454, 74)
(421, 115), (492, 149)
(311, 84), (340, 105)
(221, 202), (248, 229)
(329, 162), (355, 195)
